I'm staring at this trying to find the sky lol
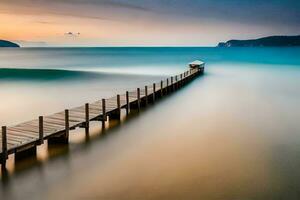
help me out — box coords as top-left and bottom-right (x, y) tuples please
(0, 0), (300, 46)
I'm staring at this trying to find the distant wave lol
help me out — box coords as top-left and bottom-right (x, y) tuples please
(0, 68), (103, 81)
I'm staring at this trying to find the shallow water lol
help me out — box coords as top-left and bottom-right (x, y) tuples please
(0, 47), (300, 200)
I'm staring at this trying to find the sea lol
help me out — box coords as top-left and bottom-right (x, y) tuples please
(0, 47), (300, 200)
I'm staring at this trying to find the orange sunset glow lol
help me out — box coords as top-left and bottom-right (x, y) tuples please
(1, 0), (299, 46)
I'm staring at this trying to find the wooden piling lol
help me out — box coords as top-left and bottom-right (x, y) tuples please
(137, 88), (141, 111)
(1, 126), (7, 165)
(102, 98), (106, 129)
(39, 116), (44, 144)
(180, 74), (183, 87)
(126, 91), (129, 114)
(102, 99), (106, 121)
(65, 109), (69, 140)
(186, 71), (188, 81)
(110, 94), (121, 120)
(85, 103), (89, 129)
(145, 86), (148, 106)
(171, 76), (174, 91)
(153, 83), (156, 102)
(166, 78), (169, 93)
(160, 80), (163, 96)
(117, 94), (121, 113)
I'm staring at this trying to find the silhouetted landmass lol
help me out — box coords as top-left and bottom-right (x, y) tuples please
(218, 35), (300, 47)
(0, 40), (20, 47)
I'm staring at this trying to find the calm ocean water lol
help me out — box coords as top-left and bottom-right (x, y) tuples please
(1, 47), (300, 200)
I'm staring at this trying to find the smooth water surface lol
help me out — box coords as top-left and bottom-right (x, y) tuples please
(0, 47), (300, 200)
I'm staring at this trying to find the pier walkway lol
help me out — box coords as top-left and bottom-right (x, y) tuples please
(1, 64), (204, 166)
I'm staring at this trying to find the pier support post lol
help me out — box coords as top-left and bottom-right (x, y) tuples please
(200, 67), (204, 74)
(1, 126), (7, 166)
(175, 76), (178, 90)
(15, 146), (37, 161)
(171, 77), (174, 91)
(65, 109), (69, 141)
(160, 81), (163, 97)
(110, 95), (121, 120)
(129, 88), (141, 111)
(39, 116), (44, 145)
(187, 71), (189, 81)
(126, 91), (129, 115)
(180, 74), (183, 87)
(85, 103), (89, 130)
(166, 78), (169, 93)
(117, 94), (121, 116)
(137, 88), (141, 111)
(153, 83), (156, 102)
(102, 99), (106, 129)
(145, 86), (148, 106)
(48, 110), (69, 144)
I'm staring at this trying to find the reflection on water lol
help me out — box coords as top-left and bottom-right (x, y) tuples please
(1, 48), (300, 200)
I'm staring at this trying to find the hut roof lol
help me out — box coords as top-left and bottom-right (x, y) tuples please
(189, 60), (205, 66)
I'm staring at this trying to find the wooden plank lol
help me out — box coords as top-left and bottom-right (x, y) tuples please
(11, 125), (39, 133)
(6, 133), (36, 147)
(6, 135), (24, 143)
(7, 129), (38, 139)
(71, 108), (100, 116)
(22, 121), (62, 133)
(44, 118), (66, 126)
(48, 115), (82, 123)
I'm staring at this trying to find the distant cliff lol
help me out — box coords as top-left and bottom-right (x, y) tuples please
(218, 35), (300, 47)
(0, 40), (20, 48)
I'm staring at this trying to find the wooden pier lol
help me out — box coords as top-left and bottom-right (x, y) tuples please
(0, 64), (205, 166)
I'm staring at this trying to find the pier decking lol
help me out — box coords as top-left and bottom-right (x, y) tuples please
(1, 65), (204, 166)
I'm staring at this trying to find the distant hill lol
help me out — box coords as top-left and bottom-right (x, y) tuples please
(0, 40), (20, 47)
(218, 35), (300, 47)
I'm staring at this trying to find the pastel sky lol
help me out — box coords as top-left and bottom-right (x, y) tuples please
(1, 0), (300, 46)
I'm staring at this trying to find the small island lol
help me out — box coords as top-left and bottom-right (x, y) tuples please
(0, 39), (20, 48)
(218, 35), (300, 47)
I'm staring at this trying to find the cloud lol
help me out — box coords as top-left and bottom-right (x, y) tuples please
(64, 32), (81, 37)
(1, 0), (299, 28)
(0, 0), (150, 18)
